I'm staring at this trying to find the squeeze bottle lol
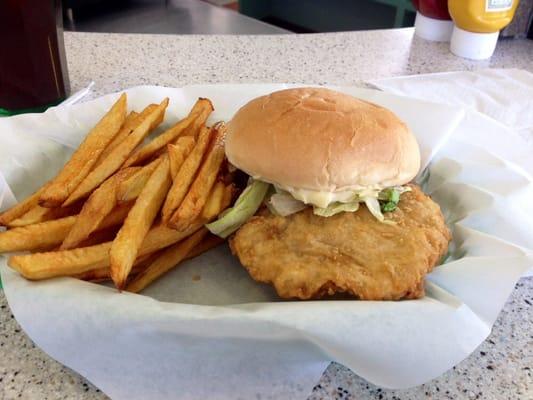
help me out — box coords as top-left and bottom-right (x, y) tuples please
(448, 0), (521, 60)
(412, 0), (454, 41)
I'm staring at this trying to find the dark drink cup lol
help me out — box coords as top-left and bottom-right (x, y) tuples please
(0, 0), (70, 116)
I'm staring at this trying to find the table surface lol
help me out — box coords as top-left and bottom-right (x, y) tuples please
(1, 28), (532, 400)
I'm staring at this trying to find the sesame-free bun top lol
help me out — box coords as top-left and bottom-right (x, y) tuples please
(225, 87), (421, 192)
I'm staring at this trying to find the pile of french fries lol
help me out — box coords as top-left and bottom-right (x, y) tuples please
(0, 94), (234, 292)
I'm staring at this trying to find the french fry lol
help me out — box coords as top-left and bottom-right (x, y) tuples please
(169, 125), (226, 230)
(125, 228), (208, 293)
(97, 202), (134, 229)
(76, 226), (121, 248)
(63, 98), (169, 206)
(179, 101), (212, 139)
(0, 203), (132, 253)
(99, 104), (163, 166)
(126, 181), (230, 292)
(0, 184), (49, 226)
(73, 202), (132, 248)
(129, 252), (163, 271)
(92, 110), (140, 168)
(0, 216), (76, 253)
(74, 266), (115, 283)
(39, 94), (127, 207)
(9, 242), (113, 280)
(123, 98), (213, 167)
(140, 222), (204, 256)
(7, 202), (82, 228)
(115, 158), (161, 203)
(8, 221), (203, 280)
(201, 181), (225, 221)
(79, 233), (224, 285)
(222, 184), (236, 210)
(168, 136), (196, 178)
(149, 136), (195, 175)
(74, 254), (152, 282)
(5, 95), (238, 294)
(161, 126), (213, 223)
(60, 168), (139, 250)
(184, 234), (225, 261)
(38, 227), (121, 254)
(110, 154), (173, 289)
(9, 206), (63, 228)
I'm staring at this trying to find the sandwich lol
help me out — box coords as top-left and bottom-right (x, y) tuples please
(207, 87), (451, 300)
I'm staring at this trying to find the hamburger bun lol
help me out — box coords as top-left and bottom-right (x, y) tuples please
(225, 87), (420, 192)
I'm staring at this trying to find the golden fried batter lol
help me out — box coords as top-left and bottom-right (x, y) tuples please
(230, 185), (450, 300)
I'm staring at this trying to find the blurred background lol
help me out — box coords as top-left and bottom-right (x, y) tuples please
(63, 0), (533, 37)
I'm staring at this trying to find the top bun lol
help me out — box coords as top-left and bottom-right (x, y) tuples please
(225, 87), (420, 192)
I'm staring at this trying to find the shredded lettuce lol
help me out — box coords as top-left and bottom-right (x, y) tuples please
(207, 177), (410, 236)
(380, 188), (400, 203)
(378, 186), (410, 213)
(205, 180), (270, 238)
(363, 196), (385, 221)
(313, 201), (360, 217)
(379, 188), (400, 212)
(268, 193), (307, 216)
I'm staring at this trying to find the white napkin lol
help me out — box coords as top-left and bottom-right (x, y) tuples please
(370, 69), (533, 130)
(370, 68), (533, 174)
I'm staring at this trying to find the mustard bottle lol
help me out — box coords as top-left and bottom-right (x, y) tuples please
(448, 0), (520, 60)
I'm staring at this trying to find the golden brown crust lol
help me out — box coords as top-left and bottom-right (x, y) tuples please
(230, 185), (450, 300)
(226, 87), (421, 191)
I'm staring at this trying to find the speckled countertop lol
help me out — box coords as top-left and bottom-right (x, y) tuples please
(1, 29), (532, 399)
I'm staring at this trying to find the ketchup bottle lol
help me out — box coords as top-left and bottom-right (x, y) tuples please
(412, 0), (454, 41)
(0, 0), (70, 116)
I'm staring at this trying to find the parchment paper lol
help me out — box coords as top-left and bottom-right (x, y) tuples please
(1, 85), (532, 399)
